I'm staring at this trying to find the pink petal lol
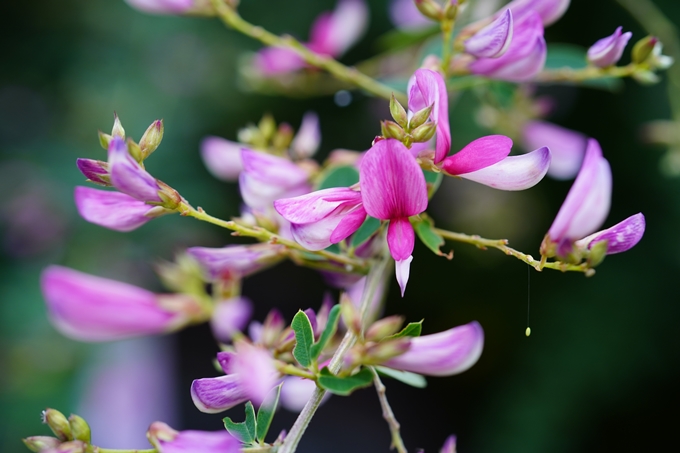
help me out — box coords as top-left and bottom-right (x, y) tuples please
(280, 376), (331, 412)
(190, 375), (249, 414)
(383, 321), (484, 376)
(310, 0), (369, 56)
(575, 213), (645, 255)
(548, 139), (612, 241)
(158, 428), (240, 453)
(522, 121), (587, 180)
(464, 9), (514, 58)
(230, 341), (279, 405)
(187, 243), (284, 279)
(359, 139), (428, 220)
(200, 137), (245, 181)
(41, 266), (186, 342)
(239, 150), (310, 209)
(210, 297), (253, 343)
(389, 0), (433, 30)
(456, 146), (551, 190)
(440, 435), (457, 453)
(254, 46), (306, 76)
(76, 158), (109, 185)
(291, 112), (321, 158)
(108, 136), (161, 202)
(124, 0), (195, 15)
(275, 188), (362, 223)
(387, 217), (415, 261)
(408, 69), (451, 163)
(395, 256), (413, 297)
(441, 135), (513, 175)
(499, 0), (571, 26)
(74, 187), (158, 232)
(587, 26), (633, 68)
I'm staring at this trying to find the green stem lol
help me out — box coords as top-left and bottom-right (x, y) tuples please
(433, 228), (595, 275)
(535, 63), (638, 83)
(441, 18), (456, 75)
(209, 0), (406, 103)
(279, 253), (391, 453)
(370, 367), (408, 453)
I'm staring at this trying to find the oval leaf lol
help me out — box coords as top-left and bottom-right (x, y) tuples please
(375, 366), (427, 388)
(310, 304), (341, 360)
(317, 367), (374, 396)
(256, 384), (282, 443)
(387, 320), (423, 339)
(291, 310), (315, 368)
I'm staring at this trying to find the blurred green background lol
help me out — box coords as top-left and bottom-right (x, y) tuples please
(1, 0), (679, 452)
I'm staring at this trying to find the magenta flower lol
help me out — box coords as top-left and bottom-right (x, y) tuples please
(522, 120), (587, 180)
(464, 9), (514, 59)
(441, 135), (551, 190)
(587, 26), (633, 68)
(469, 11), (546, 82)
(107, 136), (162, 202)
(499, 0), (571, 26)
(382, 321), (484, 376)
(210, 297), (253, 343)
(274, 187), (366, 251)
(40, 266), (196, 342)
(239, 150), (311, 209)
(148, 422), (240, 453)
(124, 0), (210, 15)
(74, 187), (168, 232)
(200, 137), (247, 182)
(187, 243), (285, 280)
(541, 139), (613, 258)
(254, 0), (368, 76)
(360, 139), (428, 296)
(408, 69), (451, 164)
(76, 158), (109, 185)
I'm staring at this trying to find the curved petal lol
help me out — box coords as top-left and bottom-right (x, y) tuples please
(76, 158), (109, 185)
(360, 139), (428, 219)
(408, 69), (451, 163)
(464, 9), (514, 58)
(230, 341), (279, 405)
(441, 135), (513, 175)
(522, 121), (587, 180)
(575, 213), (645, 255)
(387, 217), (415, 261)
(240, 150), (310, 208)
(124, 0), (195, 15)
(108, 136), (161, 202)
(158, 428), (240, 453)
(210, 297), (253, 343)
(311, 0), (369, 56)
(382, 321), (484, 376)
(191, 375), (249, 414)
(291, 111), (321, 158)
(587, 26), (632, 68)
(499, 0), (571, 26)
(395, 256), (413, 298)
(187, 244), (284, 279)
(200, 137), (245, 181)
(456, 146), (551, 190)
(74, 187), (157, 232)
(274, 188), (362, 224)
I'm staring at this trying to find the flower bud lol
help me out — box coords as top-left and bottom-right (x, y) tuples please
(365, 315), (405, 342)
(98, 130), (112, 150)
(381, 120), (406, 141)
(42, 409), (72, 441)
(22, 436), (60, 452)
(415, 0), (443, 21)
(127, 138), (143, 163)
(364, 338), (412, 363)
(444, 1), (458, 20)
(586, 239), (608, 268)
(632, 36), (658, 64)
(409, 104), (433, 130)
(411, 122), (437, 143)
(340, 293), (361, 334)
(390, 93), (408, 128)
(76, 158), (110, 186)
(68, 414), (91, 443)
(156, 180), (182, 209)
(139, 119), (164, 159)
(111, 113), (125, 138)
(259, 113), (277, 142)
(272, 123), (295, 151)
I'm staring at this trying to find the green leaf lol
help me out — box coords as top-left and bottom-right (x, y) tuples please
(413, 217), (448, 257)
(291, 310), (315, 368)
(387, 320), (423, 339)
(317, 367), (374, 396)
(223, 418), (254, 444)
(324, 243), (341, 254)
(310, 304), (341, 360)
(244, 401), (257, 441)
(256, 384), (282, 443)
(375, 366), (427, 388)
(351, 216), (381, 248)
(317, 166), (359, 190)
(545, 44), (623, 91)
(488, 81), (517, 109)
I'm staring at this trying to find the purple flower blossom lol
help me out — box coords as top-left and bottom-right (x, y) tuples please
(440, 435), (457, 453)
(408, 69), (451, 163)
(280, 376), (331, 412)
(200, 137), (247, 182)
(575, 213), (645, 255)
(191, 374), (250, 414)
(40, 266), (196, 342)
(522, 120), (587, 180)
(464, 9), (514, 59)
(124, 0), (207, 15)
(187, 243), (285, 280)
(291, 112), (321, 158)
(499, 0), (570, 26)
(76, 158), (109, 186)
(108, 136), (161, 202)
(74, 187), (167, 232)
(360, 139), (428, 296)
(587, 26), (633, 68)
(210, 297), (253, 343)
(148, 421), (240, 453)
(389, 0), (433, 30)
(383, 321), (484, 376)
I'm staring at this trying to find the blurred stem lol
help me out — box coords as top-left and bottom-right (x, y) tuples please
(616, 0), (680, 121)
(433, 228), (595, 275)
(98, 449), (156, 453)
(535, 63), (638, 82)
(370, 367), (408, 453)
(279, 253), (391, 453)
(209, 0), (407, 103)
(177, 203), (369, 274)
(441, 17), (457, 74)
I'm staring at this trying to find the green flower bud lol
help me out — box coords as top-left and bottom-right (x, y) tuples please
(111, 113), (125, 139)
(409, 104), (433, 130)
(414, 0), (442, 21)
(364, 338), (412, 364)
(365, 315), (405, 342)
(259, 114), (277, 142)
(42, 409), (72, 441)
(68, 414), (91, 443)
(127, 138), (143, 163)
(411, 122), (437, 143)
(22, 436), (60, 452)
(632, 36), (658, 65)
(272, 123), (294, 151)
(389, 94), (408, 128)
(98, 130), (112, 150)
(139, 119), (164, 160)
(444, 2), (458, 20)
(381, 120), (406, 141)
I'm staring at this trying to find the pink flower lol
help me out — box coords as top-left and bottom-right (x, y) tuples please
(498, 0), (570, 26)
(124, 0), (210, 15)
(187, 243), (286, 280)
(210, 297), (253, 343)
(440, 435), (457, 453)
(464, 9), (514, 59)
(290, 112), (321, 158)
(389, 0), (433, 30)
(40, 266), (197, 342)
(239, 150), (311, 209)
(360, 139), (428, 296)
(107, 136), (161, 202)
(382, 321), (484, 376)
(148, 422), (240, 453)
(587, 26), (633, 68)
(575, 213), (645, 255)
(408, 69), (451, 164)
(200, 137), (247, 182)
(522, 120), (587, 180)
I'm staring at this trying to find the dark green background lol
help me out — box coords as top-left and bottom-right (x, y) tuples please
(1, 1), (678, 452)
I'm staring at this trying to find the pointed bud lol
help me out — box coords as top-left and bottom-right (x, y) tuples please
(98, 130), (112, 150)
(156, 180), (182, 209)
(127, 138), (143, 163)
(409, 104), (433, 130)
(68, 414), (91, 443)
(364, 338), (412, 363)
(22, 436), (60, 452)
(111, 113), (125, 138)
(390, 93), (408, 128)
(273, 123), (295, 150)
(340, 293), (361, 334)
(444, 1), (458, 20)
(632, 36), (658, 64)
(411, 121), (437, 143)
(586, 239), (608, 268)
(139, 119), (164, 159)
(415, 0), (443, 21)
(381, 120), (406, 141)
(259, 114), (277, 141)
(42, 409), (72, 441)
(366, 315), (406, 342)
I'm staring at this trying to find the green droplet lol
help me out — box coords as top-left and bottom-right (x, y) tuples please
(525, 327), (531, 337)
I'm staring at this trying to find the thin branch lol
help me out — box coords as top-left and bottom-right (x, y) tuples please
(370, 367), (408, 453)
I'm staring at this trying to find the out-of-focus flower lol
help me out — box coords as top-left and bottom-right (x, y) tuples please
(200, 137), (247, 182)
(187, 243), (286, 280)
(148, 421), (240, 453)
(239, 150), (311, 209)
(440, 435), (457, 453)
(360, 139), (428, 296)
(290, 112), (321, 158)
(522, 120), (587, 180)
(210, 297), (254, 343)
(382, 321), (484, 376)
(124, 0), (212, 16)
(40, 266), (202, 342)
(389, 0), (434, 30)
(254, 0), (369, 76)
(498, 0), (570, 26)
(464, 9), (514, 59)
(279, 376), (332, 412)
(587, 26), (633, 68)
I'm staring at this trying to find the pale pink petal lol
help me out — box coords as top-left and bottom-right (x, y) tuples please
(280, 376), (331, 412)
(441, 135), (513, 175)
(408, 69), (451, 163)
(200, 137), (245, 182)
(291, 112), (321, 158)
(575, 213), (645, 255)
(389, 0), (433, 30)
(187, 243), (284, 279)
(522, 121), (587, 180)
(210, 298), (253, 343)
(360, 139), (428, 219)
(108, 136), (161, 202)
(311, 0), (369, 56)
(254, 46), (306, 76)
(274, 188), (362, 223)
(465, 9), (514, 58)
(154, 424), (240, 453)
(383, 321), (484, 376)
(395, 256), (413, 297)
(239, 150), (310, 209)
(440, 435), (457, 453)
(124, 0), (195, 15)
(231, 341), (279, 405)
(190, 375), (249, 414)
(499, 0), (571, 26)
(456, 146), (551, 190)
(74, 187), (158, 232)
(587, 27), (633, 68)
